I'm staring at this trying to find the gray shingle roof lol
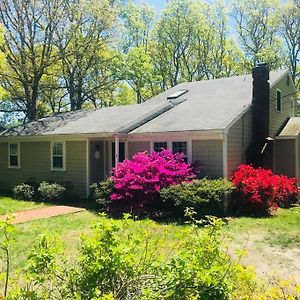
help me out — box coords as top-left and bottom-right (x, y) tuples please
(0, 69), (288, 137)
(131, 70), (287, 134)
(278, 117), (300, 136)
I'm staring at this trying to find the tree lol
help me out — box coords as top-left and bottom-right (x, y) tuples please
(55, 0), (119, 111)
(231, 0), (283, 69)
(281, 0), (300, 88)
(0, 0), (63, 121)
(121, 46), (156, 103)
(120, 1), (155, 52)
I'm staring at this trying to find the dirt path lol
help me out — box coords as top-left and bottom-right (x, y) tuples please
(0, 205), (85, 224)
(229, 232), (300, 280)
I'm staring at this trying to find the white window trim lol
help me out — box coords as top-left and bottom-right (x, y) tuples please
(8, 142), (21, 169)
(50, 141), (66, 171)
(150, 139), (192, 163)
(109, 140), (128, 171)
(276, 89), (282, 112)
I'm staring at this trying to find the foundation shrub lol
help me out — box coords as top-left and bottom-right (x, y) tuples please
(110, 150), (195, 215)
(231, 164), (298, 215)
(13, 183), (35, 201)
(89, 178), (114, 210)
(37, 181), (66, 203)
(160, 178), (234, 218)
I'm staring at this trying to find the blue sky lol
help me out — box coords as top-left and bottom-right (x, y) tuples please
(135, 0), (167, 10)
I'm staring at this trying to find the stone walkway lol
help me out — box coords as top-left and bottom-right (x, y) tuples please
(0, 205), (85, 224)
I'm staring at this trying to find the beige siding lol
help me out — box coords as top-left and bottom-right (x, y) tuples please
(274, 139), (296, 177)
(192, 140), (223, 178)
(0, 141), (87, 198)
(128, 141), (150, 158)
(269, 75), (296, 137)
(227, 110), (252, 177)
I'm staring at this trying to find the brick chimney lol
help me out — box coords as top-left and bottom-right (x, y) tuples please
(246, 62), (270, 167)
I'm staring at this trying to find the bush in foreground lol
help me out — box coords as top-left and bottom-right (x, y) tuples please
(160, 178), (234, 218)
(110, 150), (195, 214)
(13, 183), (35, 201)
(1, 215), (300, 299)
(231, 164), (298, 215)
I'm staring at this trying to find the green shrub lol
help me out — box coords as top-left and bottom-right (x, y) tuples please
(89, 178), (114, 210)
(10, 215), (250, 299)
(37, 181), (66, 203)
(160, 178), (234, 218)
(13, 183), (35, 201)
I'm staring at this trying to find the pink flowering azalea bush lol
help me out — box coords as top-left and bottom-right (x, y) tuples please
(110, 150), (195, 214)
(231, 164), (298, 215)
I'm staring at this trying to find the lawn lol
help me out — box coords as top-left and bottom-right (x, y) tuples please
(0, 196), (299, 280)
(0, 196), (47, 215)
(226, 206), (300, 248)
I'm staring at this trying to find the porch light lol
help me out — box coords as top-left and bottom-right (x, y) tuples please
(94, 144), (100, 159)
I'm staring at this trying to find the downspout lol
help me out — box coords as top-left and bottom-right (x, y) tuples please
(86, 139), (90, 198)
(222, 129), (228, 178)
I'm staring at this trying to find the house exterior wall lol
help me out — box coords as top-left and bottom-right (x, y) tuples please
(192, 140), (223, 177)
(227, 110), (252, 177)
(269, 75), (296, 138)
(128, 141), (151, 158)
(0, 141), (87, 198)
(274, 139), (296, 178)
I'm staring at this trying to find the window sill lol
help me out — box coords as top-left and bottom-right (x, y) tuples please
(8, 166), (20, 169)
(50, 168), (66, 172)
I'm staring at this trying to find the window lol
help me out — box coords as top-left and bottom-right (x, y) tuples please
(51, 142), (65, 170)
(172, 141), (188, 162)
(153, 142), (168, 152)
(276, 90), (282, 112)
(287, 75), (290, 86)
(8, 143), (20, 168)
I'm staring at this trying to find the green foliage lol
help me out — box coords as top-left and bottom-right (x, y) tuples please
(89, 178), (114, 210)
(37, 181), (66, 203)
(0, 215), (16, 298)
(160, 179), (234, 218)
(9, 214), (252, 299)
(1, 208), (300, 299)
(13, 184), (35, 201)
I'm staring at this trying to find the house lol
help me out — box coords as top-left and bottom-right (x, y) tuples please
(0, 63), (298, 198)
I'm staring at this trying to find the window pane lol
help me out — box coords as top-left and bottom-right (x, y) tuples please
(153, 142), (168, 152)
(53, 143), (63, 155)
(172, 142), (187, 155)
(52, 156), (63, 168)
(276, 91), (281, 111)
(10, 155), (18, 166)
(9, 143), (18, 155)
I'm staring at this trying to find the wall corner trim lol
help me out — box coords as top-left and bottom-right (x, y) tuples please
(222, 130), (228, 178)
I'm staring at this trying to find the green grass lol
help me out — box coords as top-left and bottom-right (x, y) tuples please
(226, 206), (300, 248)
(8, 211), (192, 272)
(0, 196), (299, 274)
(0, 196), (47, 215)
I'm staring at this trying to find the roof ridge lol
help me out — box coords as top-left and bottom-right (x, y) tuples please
(114, 99), (187, 134)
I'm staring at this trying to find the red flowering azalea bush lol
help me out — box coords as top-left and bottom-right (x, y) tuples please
(231, 164), (298, 215)
(110, 150), (195, 214)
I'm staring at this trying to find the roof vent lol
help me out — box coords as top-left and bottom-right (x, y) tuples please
(167, 90), (188, 100)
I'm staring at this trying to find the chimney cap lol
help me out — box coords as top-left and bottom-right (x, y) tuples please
(252, 62), (269, 80)
(256, 62), (268, 68)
